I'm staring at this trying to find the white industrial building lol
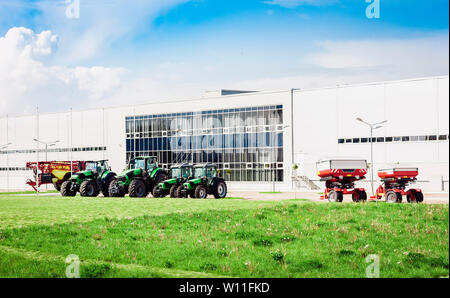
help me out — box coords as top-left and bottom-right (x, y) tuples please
(0, 75), (448, 193)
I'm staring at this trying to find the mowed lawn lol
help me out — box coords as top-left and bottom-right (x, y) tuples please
(0, 195), (448, 278)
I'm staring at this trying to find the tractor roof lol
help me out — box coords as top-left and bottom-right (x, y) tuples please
(171, 163), (193, 169)
(194, 163), (217, 168)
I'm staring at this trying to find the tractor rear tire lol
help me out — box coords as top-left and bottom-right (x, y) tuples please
(213, 181), (227, 199)
(102, 176), (115, 197)
(61, 181), (76, 197)
(385, 191), (402, 203)
(328, 190), (343, 203)
(129, 179), (148, 198)
(194, 185), (207, 199)
(352, 190), (367, 202)
(80, 180), (99, 197)
(169, 184), (178, 198)
(109, 179), (125, 197)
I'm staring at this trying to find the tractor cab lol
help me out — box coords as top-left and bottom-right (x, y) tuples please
(85, 160), (110, 175)
(129, 156), (159, 173)
(171, 163), (194, 179)
(193, 164), (218, 179)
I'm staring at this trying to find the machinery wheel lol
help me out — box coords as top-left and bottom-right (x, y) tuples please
(152, 185), (165, 198)
(61, 181), (76, 197)
(194, 185), (207, 199)
(176, 185), (184, 198)
(53, 182), (62, 192)
(352, 190), (367, 203)
(407, 191), (423, 203)
(213, 181), (227, 199)
(80, 180), (99, 197)
(108, 179), (125, 197)
(129, 179), (148, 198)
(102, 176), (115, 197)
(169, 184), (178, 198)
(385, 190), (402, 203)
(328, 190), (343, 203)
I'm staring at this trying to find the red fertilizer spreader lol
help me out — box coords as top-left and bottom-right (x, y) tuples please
(317, 159), (368, 203)
(376, 168), (423, 203)
(26, 161), (87, 191)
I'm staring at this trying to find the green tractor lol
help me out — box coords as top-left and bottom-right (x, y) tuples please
(60, 160), (116, 197)
(153, 163), (194, 198)
(180, 163), (228, 199)
(108, 156), (168, 198)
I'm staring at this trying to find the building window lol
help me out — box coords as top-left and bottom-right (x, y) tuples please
(439, 135), (448, 141)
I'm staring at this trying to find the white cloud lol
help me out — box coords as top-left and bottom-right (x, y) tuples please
(264, 0), (339, 8)
(309, 35), (449, 76)
(0, 27), (124, 115)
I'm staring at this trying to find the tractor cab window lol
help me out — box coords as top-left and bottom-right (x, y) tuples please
(194, 167), (206, 178)
(133, 159), (146, 169)
(146, 158), (157, 172)
(86, 162), (97, 172)
(182, 167), (192, 178)
(97, 161), (108, 173)
(206, 167), (217, 178)
(171, 168), (181, 178)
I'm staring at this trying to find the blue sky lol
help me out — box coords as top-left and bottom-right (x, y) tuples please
(0, 0), (448, 114)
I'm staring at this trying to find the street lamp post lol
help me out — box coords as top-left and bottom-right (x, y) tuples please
(356, 118), (388, 197)
(1, 143), (12, 192)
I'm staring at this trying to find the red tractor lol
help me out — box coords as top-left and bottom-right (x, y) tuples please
(376, 168), (423, 203)
(26, 161), (87, 191)
(317, 159), (368, 203)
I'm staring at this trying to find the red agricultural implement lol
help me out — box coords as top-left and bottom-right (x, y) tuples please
(376, 168), (423, 203)
(25, 161), (87, 191)
(317, 159), (368, 202)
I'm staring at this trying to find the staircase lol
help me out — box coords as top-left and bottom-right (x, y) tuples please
(298, 176), (321, 190)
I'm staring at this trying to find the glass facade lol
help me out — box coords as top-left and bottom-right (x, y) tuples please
(125, 105), (285, 182)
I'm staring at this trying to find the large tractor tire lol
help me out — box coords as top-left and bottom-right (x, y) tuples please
(151, 172), (169, 196)
(213, 181), (227, 199)
(102, 175), (116, 197)
(61, 181), (76, 197)
(176, 185), (184, 198)
(108, 179), (125, 197)
(80, 180), (99, 197)
(385, 190), (402, 203)
(129, 179), (148, 198)
(352, 190), (367, 203)
(169, 184), (178, 198)
(328, 190), (343, 203)
(194, 185), (208, 199)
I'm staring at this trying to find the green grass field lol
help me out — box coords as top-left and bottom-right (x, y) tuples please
(0, 195), (448, 278)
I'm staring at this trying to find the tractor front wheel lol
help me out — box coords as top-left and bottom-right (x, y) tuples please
(80, 180), (99, 197)
(176, 185), (184, 198)
(152, 185), (165, 198)
(213, 181), (227, 199)
(385, 191), (402, 203)
(129, 179), (148, 198)
(102, 176), (115, 197)
(194, 185), (207, 199)
(61, 181), (76, 197)
(169, 184), (178, 198)
(108, 179), (125, 197)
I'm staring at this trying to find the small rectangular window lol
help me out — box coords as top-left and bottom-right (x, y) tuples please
(338, 139), (345, 144)
(361, 138), (368, 143)
(428, 135), (437, 141)
(410, 136), (419, 142)
(439, 135), (447, 141)
(376, 137), (385, 143)
(402, 136), (410, 142)
(353, 138), (360, 143)
(385, 137), (393, 142)
(393, 137), (401, 142)
(345, 139), (352, 143)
